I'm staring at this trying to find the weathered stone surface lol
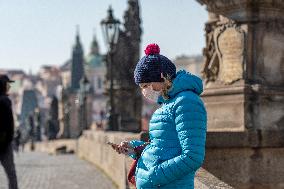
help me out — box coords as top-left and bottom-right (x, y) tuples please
(198, 0), (284, 88)
(204, 147), (284, 189)
(199, 4), (284, 132)
(215, 21), (245, 84)
(256, 23), (284, 86)
(195, 168), (234, 189)
(206, 130), (284, 148)
(77, 131), (140, 189)
(201, 12), (220, 84)
(197, 0), (284, 188)
(202, 92), (245, 131)
(197, 0), (284, 21)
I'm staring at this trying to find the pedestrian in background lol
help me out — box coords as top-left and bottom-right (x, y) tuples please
(113, 44), (207, 189)
(0, 74), (19, 189)
(14, 128), (21, 154)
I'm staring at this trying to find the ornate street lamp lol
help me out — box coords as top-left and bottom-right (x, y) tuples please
(28, 112), (35, 151)
(101, 6), (120, 131)
(61, 87), (72, 138)
(79, 76), (91, 132)
(34, 107), (41, 141)
(101, 6), (121, 51)
(63, 101), (71, 138)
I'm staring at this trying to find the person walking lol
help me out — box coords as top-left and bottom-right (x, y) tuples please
(0, 74), (19, 189)
(113, 44), (207, 189)
(14, 128), (21, 154)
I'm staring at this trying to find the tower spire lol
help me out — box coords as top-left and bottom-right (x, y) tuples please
(90, 28), (100, 55)
(71, 24), (84, 90)
(76, 25), (80, 43)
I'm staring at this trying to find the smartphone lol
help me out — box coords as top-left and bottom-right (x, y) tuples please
(106, 142), (119, 149)
(107, 142), (135, 155)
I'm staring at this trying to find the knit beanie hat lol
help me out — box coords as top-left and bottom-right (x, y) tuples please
(134, 44), (176, 85)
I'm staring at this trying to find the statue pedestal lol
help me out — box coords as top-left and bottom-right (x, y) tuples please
(197, 0), (284, 188)
(202, 81), (246, 132)
(202, 82), (284, 132)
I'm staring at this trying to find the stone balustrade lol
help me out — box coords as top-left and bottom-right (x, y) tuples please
(77, 130), (234, 189)
(31, 130), (233, 188)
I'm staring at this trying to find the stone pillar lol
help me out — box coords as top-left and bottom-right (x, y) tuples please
(197, 1), (284, 188)
(111, 0), (142, 132)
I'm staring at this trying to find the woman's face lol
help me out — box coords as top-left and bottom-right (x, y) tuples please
(139, 82), (164, 91)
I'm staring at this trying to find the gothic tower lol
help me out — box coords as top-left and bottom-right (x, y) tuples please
(71, 27), (84, 90)
(90, 32), (100, 56)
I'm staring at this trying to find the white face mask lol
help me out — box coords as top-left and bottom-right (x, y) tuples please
(142, 87), (161, 103)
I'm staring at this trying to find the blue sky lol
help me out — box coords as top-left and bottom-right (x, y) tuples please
(0, 0), (207, 73)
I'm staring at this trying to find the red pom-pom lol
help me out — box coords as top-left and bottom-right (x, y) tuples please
(144, 43), (160, 55)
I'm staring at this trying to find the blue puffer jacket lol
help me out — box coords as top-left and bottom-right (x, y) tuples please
(130, 70), (207, 189)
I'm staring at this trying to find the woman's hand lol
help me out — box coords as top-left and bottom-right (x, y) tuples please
(110, 141), (135, 155)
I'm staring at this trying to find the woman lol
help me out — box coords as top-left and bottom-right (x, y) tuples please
(115, 44), (207, 189)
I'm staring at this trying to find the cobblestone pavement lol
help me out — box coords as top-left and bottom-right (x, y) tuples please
(0, 152), (117, 189)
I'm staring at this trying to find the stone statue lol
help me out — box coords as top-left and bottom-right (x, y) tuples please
(124, 0), (142, 42)
(202, 13), (245, 85)
(46, 96), (60, 140)
(201, 14), (220, 84)
(109, 0), (142, 132)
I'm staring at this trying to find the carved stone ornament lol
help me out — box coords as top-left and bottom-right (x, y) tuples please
(201, 16), (220, 84)
(214, 19), (245, 84)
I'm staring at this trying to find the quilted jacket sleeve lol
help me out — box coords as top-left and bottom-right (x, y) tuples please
(151, 95), (207, 186)
(128, 140), (146, 159)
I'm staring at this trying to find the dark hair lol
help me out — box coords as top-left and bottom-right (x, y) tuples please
(0, 80), (7, 95)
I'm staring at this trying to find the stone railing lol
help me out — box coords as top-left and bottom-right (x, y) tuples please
(25, 139), (77, 155)
(30, 131), (233, 188)
(77, 130), (234, 189)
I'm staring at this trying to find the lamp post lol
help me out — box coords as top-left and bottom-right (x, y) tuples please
(34, 107), (41, 141)
(29, 112), (35, 151)
(79, 76), (90, 132)
(62, 88), (71, 138)
(101, 6), (120, 131)
(64, 101), (71, 138)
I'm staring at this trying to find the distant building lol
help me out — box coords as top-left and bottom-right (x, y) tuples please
(58, 29), (85, 90)
(60, 29), (93, 139)
(71, 30), (85, 91)
(85, 34), (106, 95)
(37, 65), (61, 97)
(20, 90), (38, 124)
(84, 34), (107, 125)
(19, 89), (38, 141)
(60, 61), (71, 89)
(173, 55), (204, 77)
(59, 31), (107, 130)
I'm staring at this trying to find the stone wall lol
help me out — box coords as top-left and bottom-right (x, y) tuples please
(204, 147), (284, 189)
(77, 131), (140, 189)
(77, 130), (234, 189)
(204, 131), (284, 189)
(195, 1), (284, 187)
(26, 139), (77, 155)
(30, 131), (234, 188)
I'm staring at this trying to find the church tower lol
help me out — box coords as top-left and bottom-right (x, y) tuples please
(71, 26), (84, 90)
(90, 31), (100, 56)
